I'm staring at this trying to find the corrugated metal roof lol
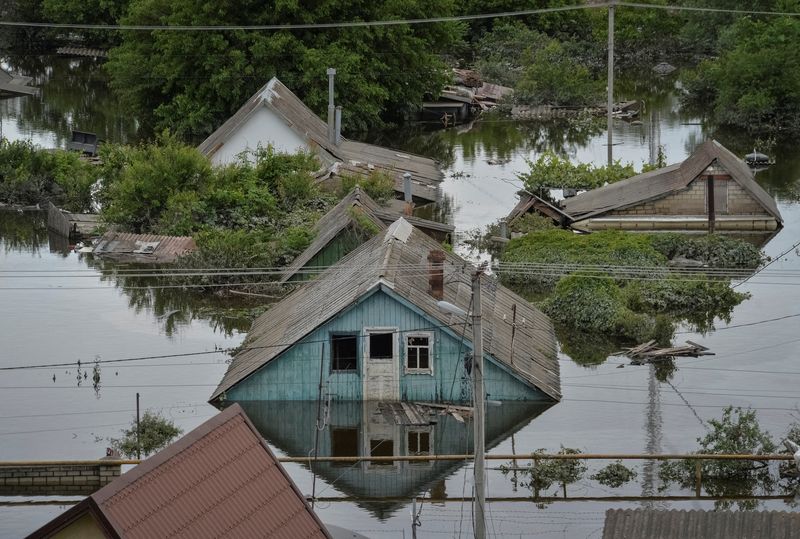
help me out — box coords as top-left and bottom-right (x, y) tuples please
(562, 140), (783, 223)
(93, 232), (196, 263)
(212, 218), (560, 402)
(197, 78), (443, 202)
(603, 508), (800, 539)
(29, 404), (331, 539)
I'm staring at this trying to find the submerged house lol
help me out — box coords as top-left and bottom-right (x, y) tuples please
(92, 232), (196, 264)
(29, 404), (333, 539)
(280, 187), (454, 282)
(211, 218), (560, 404)
(198, 77), (443, 203)
(508, 140), (783, 237)
(0, 67), (38, 98)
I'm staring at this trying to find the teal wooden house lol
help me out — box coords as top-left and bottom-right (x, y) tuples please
(210, 219), (560, 405)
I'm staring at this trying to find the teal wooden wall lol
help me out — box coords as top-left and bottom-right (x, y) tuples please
(227, 286), (550, 402)
(289, 227), (367, 282)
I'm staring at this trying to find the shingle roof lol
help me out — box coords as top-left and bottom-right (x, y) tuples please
(603, 508), (800, 539)
(279, 187), (454, 282)
(197, 78), (443, 202)
(562, 140), (783, 223)
(29, 404), (331, 539)
(212, 218), (560, 402)
(93, 232), (197, 263)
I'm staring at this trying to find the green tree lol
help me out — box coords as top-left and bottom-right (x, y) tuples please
(106, 0), (463, 140)
(109, 410), (182, 458)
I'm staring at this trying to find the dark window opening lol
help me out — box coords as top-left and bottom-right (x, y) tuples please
(331, 334), (358, 372)
(369, 332), (393, 359)
(331, 428), (358, 467)
(370, 439), (394, 465)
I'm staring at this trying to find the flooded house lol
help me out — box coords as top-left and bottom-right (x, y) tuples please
(280, 186), (454, 282)
(197, 77), (443, 203)
(237, 399), (552, 518)
(211, 218), (560, 405)
(508, 140), (783, 239)
(29, 404), (333, 539)
(92, 232), (197, 264)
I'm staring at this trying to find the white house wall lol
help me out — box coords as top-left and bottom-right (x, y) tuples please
(210, 106), (309, 165)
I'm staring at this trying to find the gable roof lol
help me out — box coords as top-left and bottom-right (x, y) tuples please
(0, 67), (38, 97)
(562, 140), (783, 223)
(212, 218), (560, 402)
(279, 187), (454, 282)
(197, 78), (443, 202)
(603, 508), (800, 539)
(29, 404), (331, 539)
(93, 232), (197, 263)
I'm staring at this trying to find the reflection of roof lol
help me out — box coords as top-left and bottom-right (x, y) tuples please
(29, 404), (331, 539)
(93, 232), (196, 263)
(279, 187), (454, 282)
(212, 218), (560, 402)
(603, 508), (800, 539)
(562, 140), (783, 223)
(0, 68), (38, 97)
(198, 77), (442, 201)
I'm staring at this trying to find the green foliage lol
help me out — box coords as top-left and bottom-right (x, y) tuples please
(682, 15), (800, 133)
(650, 233), (765, 268)
(0, 139), (99, 211)
(529, 447), (587, 491)
(515, 39), (603, 107)
(508, 212), (555, 235)
(517, 151), (637, 196)
(109, 410), (182, 458)
(338, 171), (396, 204)
(41, 0), (129, 47)
(472, 21), (549, 87)
(106, 0), (463, 138)
(591, 461), (638, 488)
(347, 207), (382, 236)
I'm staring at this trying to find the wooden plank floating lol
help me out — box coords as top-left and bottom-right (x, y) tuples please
(618, 340), (715, 365)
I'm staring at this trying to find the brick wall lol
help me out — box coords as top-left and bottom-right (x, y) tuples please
(0, 461), (121, 496)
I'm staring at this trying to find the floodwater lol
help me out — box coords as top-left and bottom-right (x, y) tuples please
(1, 58), (800, 537)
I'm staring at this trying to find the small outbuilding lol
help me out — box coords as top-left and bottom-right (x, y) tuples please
(508, 140), (783, 238)
(0, 67), (38, 98)
(198, 77), (443, 203)
(211, 218), (560, 404)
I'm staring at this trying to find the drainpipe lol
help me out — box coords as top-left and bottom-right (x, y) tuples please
(335, 106), (342, 146)
(327, 68), (336, 146)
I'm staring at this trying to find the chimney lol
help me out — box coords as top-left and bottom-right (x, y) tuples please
(427, 250), (446, 300)
(326, 68), (336, 146)
(499, 219), (508, 239)
(335, 106), (342, 146)
(403, 172), (414, 215)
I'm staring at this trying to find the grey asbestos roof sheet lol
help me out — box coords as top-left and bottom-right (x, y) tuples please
(603, 508), (800, 539)
(211, 218), (560, 402)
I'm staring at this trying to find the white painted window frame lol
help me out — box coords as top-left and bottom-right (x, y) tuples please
(404, 331), (434, 375)
(364, 327), (399, 360)
(406, 426), (434, 467)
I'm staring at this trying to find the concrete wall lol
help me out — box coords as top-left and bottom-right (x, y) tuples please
(0, 461), (120, 495)
(210, 106), (308, 166)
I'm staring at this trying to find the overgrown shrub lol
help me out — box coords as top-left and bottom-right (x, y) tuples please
(109, 410), (182, 458)
(517, 152), (637, 197)
(338, 170), (395, 204)
(591, 461), (638, 488)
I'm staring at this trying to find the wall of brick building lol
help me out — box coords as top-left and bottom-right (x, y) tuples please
(0, 461), (121, 495)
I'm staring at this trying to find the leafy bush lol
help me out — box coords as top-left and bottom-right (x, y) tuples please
(109, 410), (182, 458)
(517, 151), (637, 196)
(338, 170), (395, 205)
(649, 234), (764, 268)
(591, 461), (638, 488)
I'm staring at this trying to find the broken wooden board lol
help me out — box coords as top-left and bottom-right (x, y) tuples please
(618, 340), (715, 364)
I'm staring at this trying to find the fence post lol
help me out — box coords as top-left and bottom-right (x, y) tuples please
(694, 461), (702, 497)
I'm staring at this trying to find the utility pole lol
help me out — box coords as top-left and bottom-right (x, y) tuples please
(607, 1), (616, 166)
(326, 68), (336, 146)
(472, 270), (486, 539)
(135, 392), (141, 460)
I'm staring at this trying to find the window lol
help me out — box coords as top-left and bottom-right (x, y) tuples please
(331, 334), (358, 372)
(408, 430), (431, 456)
(369, 439), (394, 466)
(369, 332), (394, 359)
(331, 428), (358, 467)
(405, 333), (433, 374)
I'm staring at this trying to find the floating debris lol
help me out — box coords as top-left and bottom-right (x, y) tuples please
(618, 340), (714, 365)
(652, 62), (677, 76)
(745, 149), (774, 167)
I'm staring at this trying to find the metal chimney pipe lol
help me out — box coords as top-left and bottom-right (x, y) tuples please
(334, 106), (342, 146)
(326, 68), (336, 146)
(403, 172), (413, 203)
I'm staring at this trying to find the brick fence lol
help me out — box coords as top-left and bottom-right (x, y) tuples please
(0, 458), (121, 496)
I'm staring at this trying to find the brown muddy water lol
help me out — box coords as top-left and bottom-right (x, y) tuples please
(1, 58), (800, 537)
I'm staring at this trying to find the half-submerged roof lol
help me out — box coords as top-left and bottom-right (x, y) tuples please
(0, 68), (38, 97)
(279, 187), (454, 282)
(93, 232), (197, 263)
(29, 404), (331, 539)
(562, 140), (783, 223)
(212, 218), (560, 402)
(603, 508), (800, 539)
(198, 77), (443, 201)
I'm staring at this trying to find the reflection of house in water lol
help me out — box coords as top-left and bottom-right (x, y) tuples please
(508, 140), (783, 245)
(236, 399), (552, 519)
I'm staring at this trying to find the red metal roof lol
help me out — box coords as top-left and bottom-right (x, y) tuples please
(29, 404), (331, 539)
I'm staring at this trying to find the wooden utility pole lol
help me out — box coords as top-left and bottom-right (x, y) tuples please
(472, 271), (486, 539)
(607, 1), (616, 166)
(135, 392), (141, 460)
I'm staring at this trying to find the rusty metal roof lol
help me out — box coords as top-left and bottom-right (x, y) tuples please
(562, 140), (783, 223)
(212, 218), (560, 402)
(29, 404), (331, 539)
(93, 232), (196, 264)
(197, 78), (443, 202)
(603, 508), (800, 539)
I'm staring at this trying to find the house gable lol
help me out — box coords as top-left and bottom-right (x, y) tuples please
(225, 287), (546, 402)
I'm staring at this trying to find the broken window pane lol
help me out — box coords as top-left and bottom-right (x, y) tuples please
(369, 332), (393, 359)
(331, 334), (358, 371)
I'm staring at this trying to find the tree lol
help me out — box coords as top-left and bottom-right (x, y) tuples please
(106, 0), (464, 140)
(109, 410), (182, 458)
